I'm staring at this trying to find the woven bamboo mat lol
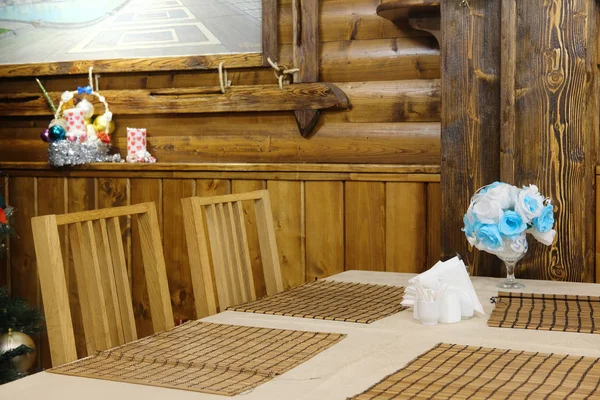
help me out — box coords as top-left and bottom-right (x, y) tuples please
(228, 280), (406, 324)
(350, 343), (600, 399)
(488, 291), (600, 333)
(49, 321), (345, 396)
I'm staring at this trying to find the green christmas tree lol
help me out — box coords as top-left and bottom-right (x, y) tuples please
(0, 194), (44, 384)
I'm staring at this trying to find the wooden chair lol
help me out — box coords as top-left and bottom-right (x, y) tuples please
(181, 190), (284, 317)
(31, 202), (173, 367)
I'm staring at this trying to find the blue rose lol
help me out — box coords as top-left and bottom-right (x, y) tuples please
(523, 195), (540, 213)
(498, 210), (527, 239)
(532, 204), (554, 233)
(474, 223), (503, 250)
(462, 211), (480, 237)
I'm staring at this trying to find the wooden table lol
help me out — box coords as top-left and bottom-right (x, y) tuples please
(3, 271), (600, 399)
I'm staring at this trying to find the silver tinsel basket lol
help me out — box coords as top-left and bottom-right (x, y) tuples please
(48, 141), (123, 167)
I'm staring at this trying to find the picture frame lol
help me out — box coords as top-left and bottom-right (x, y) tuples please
(0, 0), (277, 77)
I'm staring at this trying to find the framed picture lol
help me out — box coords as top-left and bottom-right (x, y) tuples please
(0, 0), (277, 76)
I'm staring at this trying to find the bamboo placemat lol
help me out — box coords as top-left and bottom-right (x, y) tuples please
(350, 343), (600, 399)
(49, 320), (345, 396)
(228, 280), (406, 324)
(488, 291), (600, 333)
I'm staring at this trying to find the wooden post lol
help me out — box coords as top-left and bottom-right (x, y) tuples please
(293, 0), (320, 138)
(508, 0), (598, 282)
(440, 0), (502, 274)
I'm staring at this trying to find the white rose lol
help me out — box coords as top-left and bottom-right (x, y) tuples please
(471, 197), (503, 224)
(485, 183), (515, 209)
(528, 227), (556, 246)
(61, 91), (73, 102)
(514, 185), (545, 223)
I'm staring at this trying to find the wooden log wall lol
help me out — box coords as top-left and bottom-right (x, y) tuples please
(442, 0), (599, 282)
(0, 0), (442, 370)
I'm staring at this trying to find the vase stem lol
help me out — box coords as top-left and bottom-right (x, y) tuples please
(497, 259), (525, 289)
(505, 261), (517, 283)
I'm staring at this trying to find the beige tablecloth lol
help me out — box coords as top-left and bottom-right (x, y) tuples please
(3, 271), (600, 400)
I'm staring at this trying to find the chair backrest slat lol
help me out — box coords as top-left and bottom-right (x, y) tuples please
(205, 203), (233, 309)
(105, 217), (137, 344)
(253, 193), (284, 296)
(232, 201), (255, 302)
(67, 222), (97, 355)
(32, 202), (173, 367)
(182, 190), (283, 316)
(31, 215), (77, 367)
(136, 204), (174, 334)
(92, 218), (124, 346)
(181, 199), (218, 317)
(220, 202), (244, 305)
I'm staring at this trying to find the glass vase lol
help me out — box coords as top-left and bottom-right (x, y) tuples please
(495, 236), (528, 289)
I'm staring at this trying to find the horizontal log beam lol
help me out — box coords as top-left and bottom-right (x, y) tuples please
(0, 53), (264, 78)
(0, 83), (349, 116)
(0, 122), (441, 164)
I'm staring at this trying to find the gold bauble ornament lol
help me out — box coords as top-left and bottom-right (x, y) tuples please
(0, 328), (36, 373)
(92, 114), (115, 134)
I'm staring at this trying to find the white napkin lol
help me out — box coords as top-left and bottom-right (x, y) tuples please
(401, 256), (484, 316)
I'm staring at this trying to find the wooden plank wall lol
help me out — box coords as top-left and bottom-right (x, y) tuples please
(2, 169), (441, 368)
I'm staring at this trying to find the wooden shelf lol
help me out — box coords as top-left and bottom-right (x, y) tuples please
(376, 0), (441, 44)
(0, 83), (349, 116)
(0, 162), (441, 181)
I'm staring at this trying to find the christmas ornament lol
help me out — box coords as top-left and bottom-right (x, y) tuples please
(0, 329), (36, 373)
(40, 129), (51, 143)
(92, 114), (115, 135)
(48, 125), (66, 142)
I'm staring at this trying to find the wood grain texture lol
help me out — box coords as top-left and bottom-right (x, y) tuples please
(96, 178), (131, 289)
(0, 53), (264, 78)
(292, 0), (320, 137)
(597, 175), (600, 283)
(325, 79), (440, 123)
(36, 177), (66, 369)
(278, 37), (440, 82)
(279, 0), (426, 44)
(66, 178), (95, 357)
(262, 0), (278, 65)
(345, 182), (385, 271)
(130, 178), (162, 338)
(30, 214), (77, 367)
(440, 0), (501, 275)
(266, 181), (305, 289)
(0, 121), (441, 164)
(232, 180), (267, 297)
(305, 181), (344, 281)
(513, 0), (597, 282)
(0, 175), (6, 288)
(385, 183), (426, 273)
(426, 182), (442, 269)
(0, 84), (350, 116)
(499, 0), (517, 184)
(162, 179), (195, 324)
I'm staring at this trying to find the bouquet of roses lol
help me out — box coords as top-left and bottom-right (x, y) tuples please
(462, 182), (555, 255)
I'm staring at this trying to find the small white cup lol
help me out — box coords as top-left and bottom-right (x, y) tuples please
(417, 299), (440, 326)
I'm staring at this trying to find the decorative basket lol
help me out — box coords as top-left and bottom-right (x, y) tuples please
(43, 84), (122, 167)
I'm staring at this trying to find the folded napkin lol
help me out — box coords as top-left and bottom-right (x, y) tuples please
(401, 256), (484, 316)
